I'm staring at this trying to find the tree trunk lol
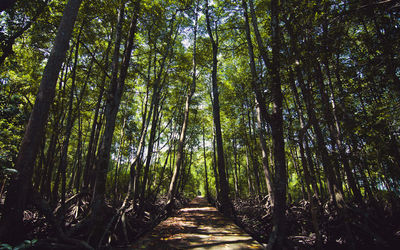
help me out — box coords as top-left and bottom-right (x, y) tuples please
(53, 31), (82, 214)
(139, 13), (176, 212)
(179, 150), (193, 193)
(203, 126), (210, 198)
(40, 117), (60, 197)
(0, 0), (82, 243)
(82, 37), (112, 191)
(127, 76), (151, 204)
(267, 0), (287, 248)
(243, 0), (275, 204)
(89, 1), (140, 246)
(167, 4), (198, 209)
(74, 116), (84, 191)
(113, 118), (126, 204)
(285, 76), (322, 245)
(247, 110), (261, 195)
(286, 21), (343, 206)
(33, 136), (46, 191)
(232, 139), (239, 198)
(212, 134), (220, 199)
(320, 50), (362, 202)
(205, 0), (233, 217)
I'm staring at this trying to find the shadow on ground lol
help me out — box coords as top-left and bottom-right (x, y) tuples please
(124, 196), (265, 249)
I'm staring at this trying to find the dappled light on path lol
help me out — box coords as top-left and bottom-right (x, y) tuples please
(128, 196), (265, 249)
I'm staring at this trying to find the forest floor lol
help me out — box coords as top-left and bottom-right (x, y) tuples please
(6, 193), (400, 249)
(232, 195), (400, 249)
(125, 196), (264, 249)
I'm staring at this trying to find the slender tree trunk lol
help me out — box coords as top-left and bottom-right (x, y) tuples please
(288, 68), (319, 199)
(74, 115), (83, 191)
(232, 139), (239, 197)
(267, 0), (287, 248)
(286, 22), (343, 206)
(90, 3), (125, 232)
(139, 89), (162, 210)
(151, 141), (172, 200)
(126, 80), (151, 205)
(139, 14), (177, 211)
(313, 61), (346, 196)
(40, 118), (59, 197)
(245, 145), (254, 194)
(247, 110), (261, 195)
(89, 1), (140, 246)
(33, 136), (46, 191)
(205, 0), (233, 216)
(53, 31), (81, 215)
(212, 134), (219, 199)
(82, 38), (112, 191)
(167, 4), (198, 208)
(203, 126), (210, 198)
(320, 52), (362, 202)
(113, 118), (126, 204)
(285, 77), (322, 245)
(0, 0), (82, 243)
(179, 150), (193, 193)
(243, 0), (275, 205)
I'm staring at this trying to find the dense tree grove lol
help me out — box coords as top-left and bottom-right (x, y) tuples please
(1, 0), (400, 249)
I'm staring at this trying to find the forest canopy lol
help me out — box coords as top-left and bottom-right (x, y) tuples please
(0, 0), (400, 249)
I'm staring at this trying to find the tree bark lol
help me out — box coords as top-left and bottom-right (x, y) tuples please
(286, 21), (343, 206)
(212, 133), (220, 198)
(89, 1), (140, 246)
(232, 139), (239, 198)
(167, 4), (198, 209)
(267, 0), (287, 248)
(0, 0), (82, 243)
(205, 0), (233, 217)
(52, 31), (82, 214)
(40, 117), (59, 197)
(203, 126), (210, 198)
(82, 37), (112, 191)
(243, 0), (274, 204)
(247, 110), (261, 195)
(139, 13), (176, 212)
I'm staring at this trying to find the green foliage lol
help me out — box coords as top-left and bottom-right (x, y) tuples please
(0, 82), (28, 169)
(0, 239), (37, 250)
(1, 0), (399, 226)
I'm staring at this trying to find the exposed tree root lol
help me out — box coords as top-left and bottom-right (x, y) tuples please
(233, 196), (400, 249)
(10, 193), (190, 249)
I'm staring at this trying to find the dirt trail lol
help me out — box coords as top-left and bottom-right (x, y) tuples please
(127, 196), (265, 249)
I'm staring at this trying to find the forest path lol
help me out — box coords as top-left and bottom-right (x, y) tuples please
(127, 196), (265, 249)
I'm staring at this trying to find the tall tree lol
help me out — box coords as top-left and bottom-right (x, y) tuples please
(167, 2), (198, 209)
(242, 0), (274, 204)
(139, 11), (177, 212)
(89, 1), (140, 245)
(0, 0), (83, 243)
(267, 0), (287, 248)
(205, 0), (233, 217)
